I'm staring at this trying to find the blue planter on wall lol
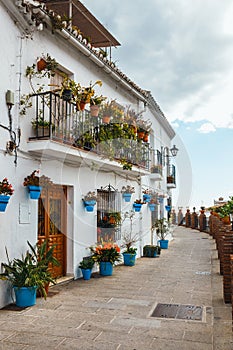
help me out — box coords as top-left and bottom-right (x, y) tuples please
(83, 200), (96, 212)
(148, 203), (156, 212)
(81, 269), (92, 280)
(143, 194), (151, 203)
(122, 193), (132, 202)
(99, 261), (113, 276)
(14, 286), (37, 307)
(158, 239), (169, 249)
(133, 203), (142, 212)
(0, 195), (10, 212)
(28, 186), (42, 200)
(123, 253), (136, 266)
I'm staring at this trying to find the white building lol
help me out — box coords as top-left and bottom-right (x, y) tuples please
(0, 0), (177, 308)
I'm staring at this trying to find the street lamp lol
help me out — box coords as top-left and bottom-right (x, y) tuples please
(170, 145), (179, 157)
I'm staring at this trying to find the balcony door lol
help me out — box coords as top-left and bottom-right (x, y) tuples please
(38, 185), (67, 278)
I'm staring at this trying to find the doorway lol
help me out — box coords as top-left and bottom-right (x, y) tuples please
(38, 185), (67, 277)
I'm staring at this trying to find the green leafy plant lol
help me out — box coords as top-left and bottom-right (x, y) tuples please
(153, 218), (169, 240)
(79, 257), (95, 270)
(0, 240), (59, 299)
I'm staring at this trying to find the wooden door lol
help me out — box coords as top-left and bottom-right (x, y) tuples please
(38, 185), (67, 277)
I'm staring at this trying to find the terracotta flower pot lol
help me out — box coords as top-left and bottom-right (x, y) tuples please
(37, 58), (47, 72)
(90, 105), (99, 117)
(102, 115), (111, 124)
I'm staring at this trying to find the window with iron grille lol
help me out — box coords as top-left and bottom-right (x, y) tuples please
(97, 186), (121, 243)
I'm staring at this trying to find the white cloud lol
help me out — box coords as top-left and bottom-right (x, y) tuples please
(197, 123), (216, 133)
(83, 0), (233, 130)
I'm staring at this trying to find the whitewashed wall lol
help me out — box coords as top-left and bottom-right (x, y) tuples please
(0, 3), (175, 307)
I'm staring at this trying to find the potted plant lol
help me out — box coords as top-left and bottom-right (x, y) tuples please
(76, 80), (102, 111)
(0, 241), (58, 307)
(148, 199), (157, 212)
(36, 240), (60, 296)
(83, 191), (97, 212)
(154, 218), (170, 249)
(31, 117), (55, 137)
(121, 233), (138, 266)
(100, 100), (116, 124)
(79, 257), (95, 280)
(143, 245), (161, 258)
(90, 95), (107, 117)
(133, 199), (144, 212)
(121, 185), (135, 202)
(60, 75), (78, 101)
(90, 242), (121, 276)
(23, 170), (42, 199)
(142, 189), (152, 203)
(0, 178), (14, 212)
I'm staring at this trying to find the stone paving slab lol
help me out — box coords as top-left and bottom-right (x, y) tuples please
(0, 226), (232, 349)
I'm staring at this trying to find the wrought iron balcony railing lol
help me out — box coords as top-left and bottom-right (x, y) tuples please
(28, 91), (150, 169)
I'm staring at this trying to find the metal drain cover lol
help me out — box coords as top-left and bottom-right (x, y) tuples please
(151, 303), (203, 321)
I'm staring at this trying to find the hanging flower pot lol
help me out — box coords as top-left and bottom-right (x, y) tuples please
(143, 194), (151, 203)
(37, 58), (47, 72)
(77, 101), (86, 111)
(102, 115), (111, 124)
(133, 203), (142, 212)
(28, 185), (42, 200)
(143, 132), (149, 142)
(0, 195), (11, 212)
(122, 193), (132, 202)
(148, 203), (156, 212)
(0, 178), (14, 212)
(165, 205), (171, 212)
(83, 200), (96, 212)
(90, 105), (99, 117)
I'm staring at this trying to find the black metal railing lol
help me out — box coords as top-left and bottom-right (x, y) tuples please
(29, 91), (150, 169)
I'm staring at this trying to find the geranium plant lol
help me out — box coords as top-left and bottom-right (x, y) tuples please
(23, 170), (40, 187)
(0, 178), (14, 196)
(90, 242), (121, 264)
(83, 191), (97, 201)
(121, 185), (135, 194)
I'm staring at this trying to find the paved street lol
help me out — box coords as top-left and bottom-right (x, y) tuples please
(0, 226), (232, 349)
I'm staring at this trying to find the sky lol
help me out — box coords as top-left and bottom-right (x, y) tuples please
(82, 0), (233, 210)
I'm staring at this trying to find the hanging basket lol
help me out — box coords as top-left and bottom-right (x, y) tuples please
(122, 193), (132, 202)
(143, 194), (151, 203)
(28, 185), (42, 200)
(0, 195), (10, 212)
(133, 203), (142, 212)
(90, 105), (99, 117)
(83, 200), (96, 212)
(148, 203), (156, 212)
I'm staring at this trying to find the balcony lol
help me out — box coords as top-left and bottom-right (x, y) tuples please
(27, 92), (150, 174)
(167, 165), (176, 189)
(149, 149), (163, 181)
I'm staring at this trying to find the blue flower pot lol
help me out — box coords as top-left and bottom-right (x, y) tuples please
(123, 253), (136, 266)
(133, 203), (142, 212)
(165, 205), (171, 212)
(84, 200), (96, 212)
(143, 194), (151, 203)
(28, 186), (42, 200)
(99, 261), (113, 276)
(158, 239), (169, 249)
(0, 195), (10, 212)
(148, 203), (156, 212)
(81, 269), (92, 280)
(122, 193), (132, 202)
(14, 286), (37, 307)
